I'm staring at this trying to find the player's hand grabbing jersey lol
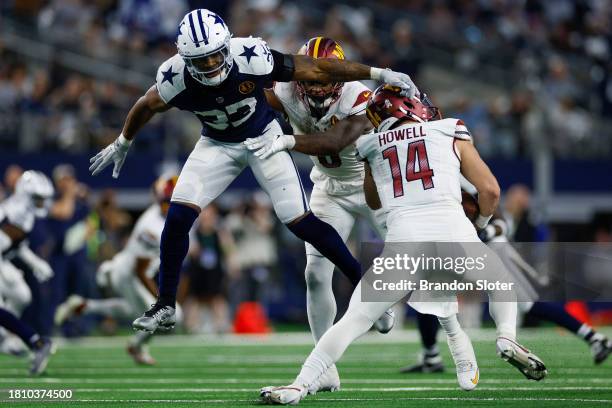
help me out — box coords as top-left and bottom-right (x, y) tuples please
(156, 37), (291, 143)
(356, 118), (472, 218)
(274, 81), (372, 193)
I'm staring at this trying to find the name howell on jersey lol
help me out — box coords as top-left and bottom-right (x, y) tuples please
(156, 37), (286, 143)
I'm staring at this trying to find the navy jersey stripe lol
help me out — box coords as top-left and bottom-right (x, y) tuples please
(188, 13), (200, 47)
(197, 10), (208, 45)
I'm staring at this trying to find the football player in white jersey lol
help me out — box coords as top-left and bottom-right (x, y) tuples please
(88, 9), (419, 333)
(245, 37), (394, 394)
(260, 85), (547, 405)
(0, 170), (55, 374)
(54, 175), (180, 365)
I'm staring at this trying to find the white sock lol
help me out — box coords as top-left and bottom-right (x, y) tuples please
(84, 298), (132, 319)
(295, 309), (374, 387)
(438, 314), (476, 364)
(489, 301), (517, 340)
(305, 255), (336, 342)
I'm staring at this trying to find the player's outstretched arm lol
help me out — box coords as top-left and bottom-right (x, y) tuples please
(291, 55), (417, 98)
(89, 86), (170, 178)
(134, 257), (158, 297)
(457, 140), (500, 228)
(244, 115), (371, 158)
(363, 161), (382, 210)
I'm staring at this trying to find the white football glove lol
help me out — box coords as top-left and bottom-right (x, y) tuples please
(244, 134), (296, 159)
(89, 134), (132, 178)
(17, 244), (54, 282)
(371, 68), (418, 99)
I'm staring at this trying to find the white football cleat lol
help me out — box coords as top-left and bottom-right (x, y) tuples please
(307, 364), (340, 394)
(589, 333), (612, 364)
(497, 337), (547, 381)
(456, 360), (479, 391)
(54, 295), (86, 326)
(373, 309), (395, 334)
(261, 384), (307, 405)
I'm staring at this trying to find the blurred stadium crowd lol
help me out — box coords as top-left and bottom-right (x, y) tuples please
(1, 0), (611, 157)
(0, 1), (611, 336)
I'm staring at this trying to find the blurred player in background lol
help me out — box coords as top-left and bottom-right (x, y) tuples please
(54, 175), (181, 365)
(88, 9), (419, 334)
(261, 85), (547, 405)
(0, 170), (55, 374)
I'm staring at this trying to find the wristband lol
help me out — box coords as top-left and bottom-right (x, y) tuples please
(285, 135), (296, 149)
(117, 133), (133, 146)
(370, 67), (384, 81)
(475, 214), (493, 229)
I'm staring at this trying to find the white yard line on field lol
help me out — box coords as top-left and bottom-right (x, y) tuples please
(2, 377), (612, 384)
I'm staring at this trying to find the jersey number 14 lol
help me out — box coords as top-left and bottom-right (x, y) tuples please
(382, 140), (434, 197)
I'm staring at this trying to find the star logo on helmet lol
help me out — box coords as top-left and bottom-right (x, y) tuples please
(239, 45), (258, 64)
(208, 13), (226, 27)
(161, 67), (179, 85)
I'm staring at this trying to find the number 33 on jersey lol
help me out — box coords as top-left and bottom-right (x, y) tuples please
(156, 37), (281, 143)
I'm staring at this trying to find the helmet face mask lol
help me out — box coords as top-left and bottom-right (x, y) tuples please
(296, 37), (345, 115)
(176, 10), (233, 87)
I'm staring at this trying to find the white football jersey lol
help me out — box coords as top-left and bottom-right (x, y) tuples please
(356, 118), (472, 220)
(274, 81), (372, 193)
(113, 204), (166, 279)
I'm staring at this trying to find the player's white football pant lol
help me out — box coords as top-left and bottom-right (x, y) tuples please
(0, 260), (32, 316)
(172, 120), (308, 224)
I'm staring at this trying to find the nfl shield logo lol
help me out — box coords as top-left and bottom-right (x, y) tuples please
(216, 96), (224, 104)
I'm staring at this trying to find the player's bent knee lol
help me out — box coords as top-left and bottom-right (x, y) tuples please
(305, 257), (334, 289)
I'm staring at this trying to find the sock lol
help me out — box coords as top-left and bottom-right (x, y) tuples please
(84, 298), (133, 319)
(438, 314), (476, 364)
(577, 324), (596, 343)
(158, 203), (199, 306)
(0, 307), (39, 350)
(296, 308), (374, 387)
(417, 313), (440, 357)
(305, 255), (337, 342)
(527, 301), (584, 334)
(287, 213), (361, 286)
(489, 301), (517, 340)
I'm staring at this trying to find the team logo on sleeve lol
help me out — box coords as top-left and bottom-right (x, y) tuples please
(239, 81), (255, 94)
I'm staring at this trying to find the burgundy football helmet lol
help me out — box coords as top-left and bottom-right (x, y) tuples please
(296, 37), (346, 115)
(366, 84), (440, 131)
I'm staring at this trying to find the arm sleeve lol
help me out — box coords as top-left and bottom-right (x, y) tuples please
(270, 50), (295, 82)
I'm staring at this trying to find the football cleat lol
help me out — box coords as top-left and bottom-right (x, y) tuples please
(373, 309), (395, 334)
(132, 303), (176, 333)
(496, 337), (547, 381)
(30, 338), (54, 376)
(307, 364), (340, 394)
(590, 333), (612, 365)
(456, 360), (479, 391)
(54, 294), (86, 326)
(261, 384), (307, 405)
(127, 343), (156, 366)
(400, 354), (445, 373)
